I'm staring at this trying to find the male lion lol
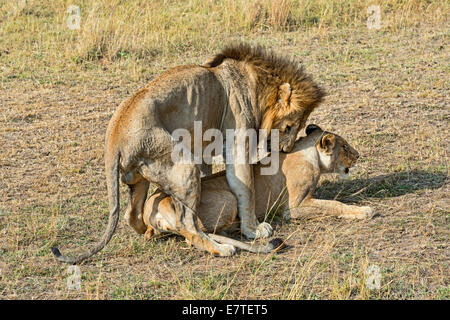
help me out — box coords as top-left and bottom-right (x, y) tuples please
(143, 125), (373, 253)
(52, 43), (324, 263)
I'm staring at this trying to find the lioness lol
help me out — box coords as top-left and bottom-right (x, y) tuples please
(143, 125), (373, 253)
(52, 43), (324, 263)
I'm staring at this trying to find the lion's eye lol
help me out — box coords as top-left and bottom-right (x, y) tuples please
(285, 125), (291, 134)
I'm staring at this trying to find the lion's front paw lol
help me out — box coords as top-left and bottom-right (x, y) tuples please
(216, 243), (236, 257)
(360, 206), (374, 219)
(338, 206), (373, 219)
(241, 222), (273, 239)
(255, 222), (273, 239)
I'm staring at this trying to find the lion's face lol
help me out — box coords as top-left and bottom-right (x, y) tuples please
(317, 132), (359, 178)
(263, 82), (316, 153)
(273, 116), (303, 152)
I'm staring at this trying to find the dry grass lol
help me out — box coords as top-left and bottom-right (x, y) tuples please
(0, 0), (448, 299)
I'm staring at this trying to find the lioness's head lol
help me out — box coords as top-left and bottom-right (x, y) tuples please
(306, 124), (360, 178)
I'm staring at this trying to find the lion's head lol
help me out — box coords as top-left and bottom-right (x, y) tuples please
(205, 43), (325, 153)
(306, 124), (360, 178)
(266, 82), (321, 152)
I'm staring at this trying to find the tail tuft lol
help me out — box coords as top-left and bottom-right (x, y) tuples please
(51, 246), (62, 258)
(269, 238), (286, 251)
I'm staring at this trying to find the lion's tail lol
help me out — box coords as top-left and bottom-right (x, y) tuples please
(51, 150), (121, 264)
(208, 233), (285, 254)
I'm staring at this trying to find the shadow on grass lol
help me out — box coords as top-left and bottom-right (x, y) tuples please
(315, 170), (448, 204)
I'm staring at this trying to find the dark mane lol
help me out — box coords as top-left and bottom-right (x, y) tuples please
(206, 43), (305, 83)
(204, 42), (325, 129)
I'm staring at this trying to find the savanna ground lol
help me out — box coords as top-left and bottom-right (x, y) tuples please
(0, 0), (448, 299)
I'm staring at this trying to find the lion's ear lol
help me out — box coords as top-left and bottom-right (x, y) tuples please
(278, 83), (292, 107)
(320, 133), (336, 153)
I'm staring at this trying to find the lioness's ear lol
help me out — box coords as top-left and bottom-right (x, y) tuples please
(320, 133), (335, 153)
(306, 124), (322, 135)
(278, 83), (292, 107)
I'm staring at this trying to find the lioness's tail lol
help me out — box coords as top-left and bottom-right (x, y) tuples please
(51, 150), (121, 264)
(208, 234), (285, 254)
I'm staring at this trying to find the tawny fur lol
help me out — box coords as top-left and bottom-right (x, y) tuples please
(143, 125), (373, 253)
(52, 43), (324, 263)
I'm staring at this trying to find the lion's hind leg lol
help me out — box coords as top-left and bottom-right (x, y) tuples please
(208, 234), (285, 254)
(142, 182), (284, 255)
(122, 172), (149, 234)
(139, 158), (236, 257)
